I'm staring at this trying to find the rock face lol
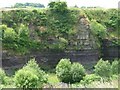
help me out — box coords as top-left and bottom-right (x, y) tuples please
(2, 50), (99, 75)
(75, 16), (97, 50)
(101, 39), (120, 60)
(2, 16), (100, 75)
(28, 23), (40, 41)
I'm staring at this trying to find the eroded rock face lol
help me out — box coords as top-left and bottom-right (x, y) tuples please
(2, 50), (99, 75)
(2, 16), (99, 75)
(75, 16), (97, 50)
(28, 23), (40, 41)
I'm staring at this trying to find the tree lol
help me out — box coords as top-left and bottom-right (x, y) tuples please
(14, 3), (45, 8)
(48, 1), (68, 12)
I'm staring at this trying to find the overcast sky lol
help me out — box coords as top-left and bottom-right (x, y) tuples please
(0, 0), (119, 8)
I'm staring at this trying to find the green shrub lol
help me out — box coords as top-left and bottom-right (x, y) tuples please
(94, 59), (112, 79)
(0, 68), (6, 84)
(90, 20), (107, 48)
(49, 38), (68, 51)
(48, 1), (68, 12)
(90, 19), (107, 39)
(58, 37), (68, 49)
(24, 58), (40, 71)
(81, 74), (101, 85)
(0, 68), (13, 86)
(56, 59), (86, 83)
(24, 58), (48, 83)
(111, 59), (118, 75)
(56, 59), (72, 83)
(17, 24), (29, 38)
(2, 76), (14, 86)
(70, 63), (86, 83)
(0, 25), (7, 39)
(14, 58), (47, 88)
(4, 27), (17, 40)
(14, 68), (39, 88)
(112, 74), (118, 80)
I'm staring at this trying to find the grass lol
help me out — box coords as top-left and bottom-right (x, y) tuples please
(71, 79), (118, 88)
(46, 73), (119, 88)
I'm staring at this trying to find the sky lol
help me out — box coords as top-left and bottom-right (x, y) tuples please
(0, 0), (119, 8)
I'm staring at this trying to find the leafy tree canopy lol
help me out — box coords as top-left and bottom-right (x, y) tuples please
(14, 3), (45, 8)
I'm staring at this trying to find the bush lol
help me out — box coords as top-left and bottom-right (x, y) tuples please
(112, 74), (118, 80)
(14, 68), (39, 88)
(3, 27), (17, 40)
(49, 38), (68, 51)
(90, 20), (107, 48)
(48, 1), (68, 12)
(81, 74), (101, 85)
(0, 68), (6, 84)
(56, 59), (72, 83)
(2, 76), (13, 86)
(111, 59), (119, 75)
(14, 58), (47, 88)
(56, 59), (86, 83)
(94, 59), (112, 79)
(90, 19), (107, 39)
(0, 68), (13, 86)
(0, 25), (7, 39)
(24, 58), (48, 83)
(17, 24), (29, 38)
(70, 63), (86, 83)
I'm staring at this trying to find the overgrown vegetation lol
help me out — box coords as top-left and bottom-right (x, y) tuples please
(1, 1), (119, 54)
